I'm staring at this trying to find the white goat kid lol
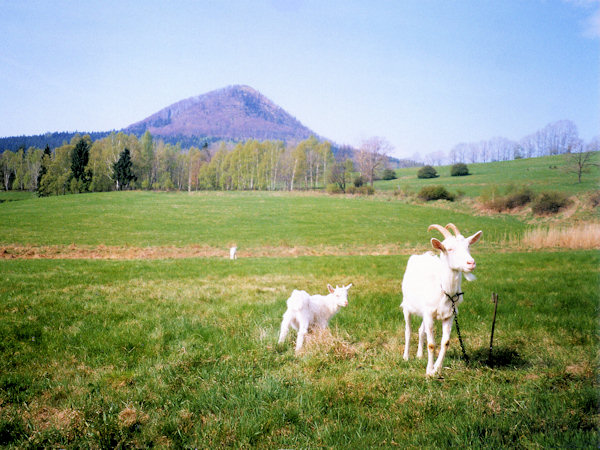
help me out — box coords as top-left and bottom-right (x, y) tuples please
(229, 246), (237, 260)
(278, 283), (352, 353)
(401, 223), (482, 376)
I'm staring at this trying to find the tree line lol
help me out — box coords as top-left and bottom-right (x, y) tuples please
(4, 118), (594, 196)
(0, 132), (392, 195)
(422, 120), (599, 166)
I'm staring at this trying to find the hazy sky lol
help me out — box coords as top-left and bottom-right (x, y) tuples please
(1, 0), (598, 158)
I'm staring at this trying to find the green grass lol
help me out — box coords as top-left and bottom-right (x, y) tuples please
(0, 191), (527, 248)
(0, 191), (36, 203)
(377, 154), (600, 197)
(0, 252), (598, 447)
(0, 158), (598, 448)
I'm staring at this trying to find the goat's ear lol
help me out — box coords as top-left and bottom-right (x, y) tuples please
(327, 284), (335, 294)
(468, 231), (483, 245)
(431, 238), (446, 253)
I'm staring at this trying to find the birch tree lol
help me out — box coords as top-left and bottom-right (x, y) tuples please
(356, 137), (392, 186)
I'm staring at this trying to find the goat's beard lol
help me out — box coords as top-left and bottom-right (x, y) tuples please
(463, 272), (476, 282)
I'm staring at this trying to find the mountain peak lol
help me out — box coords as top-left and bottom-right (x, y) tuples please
(125, 85), (315, 142)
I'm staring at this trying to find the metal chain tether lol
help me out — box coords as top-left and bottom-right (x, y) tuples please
(445, 292), (470, 364)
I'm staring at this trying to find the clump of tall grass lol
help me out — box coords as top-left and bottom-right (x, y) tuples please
(300, 328), (359, 359)
(515, 223), (600, 249)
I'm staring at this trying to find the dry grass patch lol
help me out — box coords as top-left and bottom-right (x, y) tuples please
(25, 405), (84, 436)
(0, 243), (421, 260)
(118, 407), (149, 429)
(518, 223), (600, 250)
(301, 328), (360, 359)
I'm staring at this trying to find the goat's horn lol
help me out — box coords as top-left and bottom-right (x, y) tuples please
(445, 223), (461, 236)
(428, 224), (451, 239)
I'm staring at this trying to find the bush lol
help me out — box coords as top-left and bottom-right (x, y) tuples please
(326, 183), (343, 194)
(481, 185), (534, 211)
(346, 185), (375, 195)
(589, 190), (600, 208)
(394, 184), (414, 199)
(353, 176), (364, 187)
(382, 168), (397, 180)
(505, 188), (534, 209)
(532, 191), (570, 215)
(418, 185), (455, 201)
(358, 185), (375, 195)
(450, 163), (469, 176)
(417, 165), (438, 179)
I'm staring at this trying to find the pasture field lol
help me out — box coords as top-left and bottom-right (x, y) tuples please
(0, 191), (36, 203)
(0, 186), (598, 447)
(378, 154), (600, 198)
(0, 252), (598, 447)
(0, 191), (526, 250)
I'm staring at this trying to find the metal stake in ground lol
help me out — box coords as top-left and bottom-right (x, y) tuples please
(488, 292), (499, 367)
(446, 292), (470, 365)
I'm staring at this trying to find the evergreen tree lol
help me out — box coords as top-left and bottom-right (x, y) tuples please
(36, 145), (51, 195)
(71, 138), (90, 181)
(113, 148), (136, 190)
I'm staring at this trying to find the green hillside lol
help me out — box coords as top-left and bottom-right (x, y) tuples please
(376, 154), (599, 197)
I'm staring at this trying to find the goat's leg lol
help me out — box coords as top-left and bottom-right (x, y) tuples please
(417, 321), (426, 359)
(295, 320), (309, 354)
(402, 309), (411, 360)
(432, 318), (453, 375)
(278, 312), (292, 344)
(423, 317), (436, 376)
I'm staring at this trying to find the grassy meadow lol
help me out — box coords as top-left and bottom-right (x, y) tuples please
(379, 154), (600, 198)
(0, 191), (528, 250)
(0, 156), (598, 447)
(0, 253), (598, 447)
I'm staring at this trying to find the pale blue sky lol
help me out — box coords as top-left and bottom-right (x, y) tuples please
(1, 0), (598, 158)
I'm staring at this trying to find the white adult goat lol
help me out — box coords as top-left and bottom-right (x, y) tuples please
(401, 223), (482, 376)
(278, 283), (352, 353)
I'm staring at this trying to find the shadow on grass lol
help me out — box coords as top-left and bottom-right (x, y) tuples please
(469, 346), (528, 369)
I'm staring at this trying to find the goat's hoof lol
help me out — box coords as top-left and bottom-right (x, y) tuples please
(403, 355), (409, 361)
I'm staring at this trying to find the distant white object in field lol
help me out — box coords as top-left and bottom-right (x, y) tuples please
(229, 246), (237, 260)
(401, 223), (482, 376)
(278, 283), (353, 353)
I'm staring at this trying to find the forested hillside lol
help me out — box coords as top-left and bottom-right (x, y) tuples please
(0, 86), (318, 152)
(0, 131), (112, 153)
(125, 85), (316, 142)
